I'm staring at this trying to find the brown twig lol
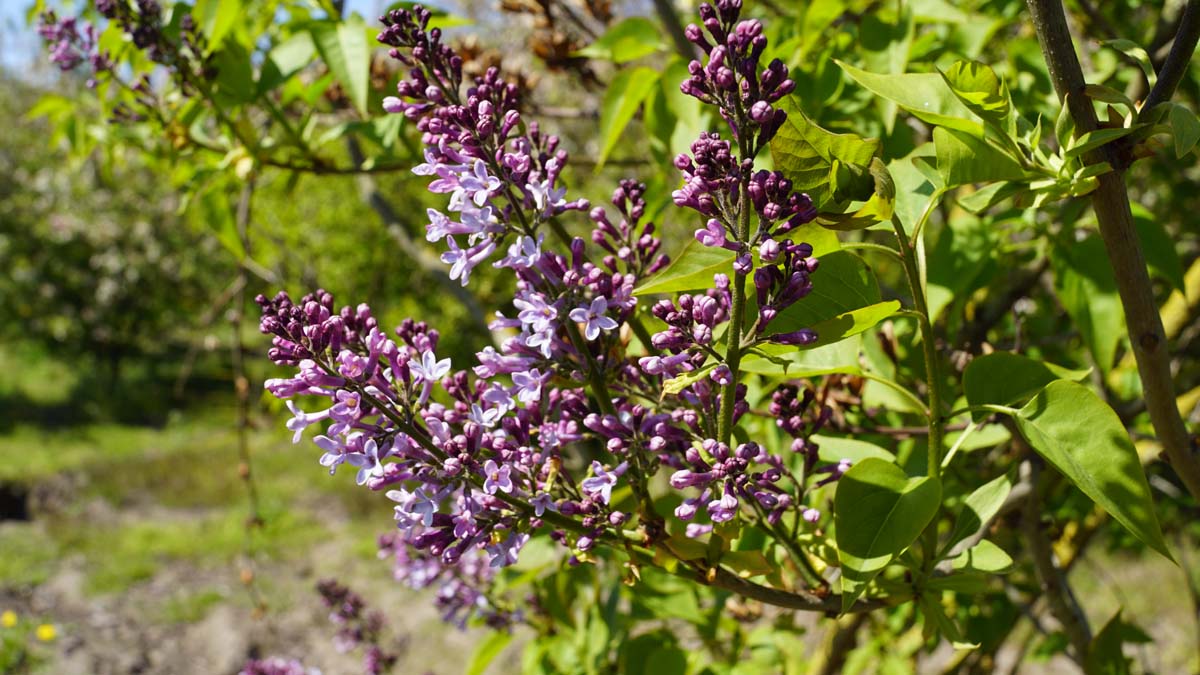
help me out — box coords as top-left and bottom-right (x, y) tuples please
(1019, 460), (1092, 666)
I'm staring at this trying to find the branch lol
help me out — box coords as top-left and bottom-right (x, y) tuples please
(1019, 460), (1092, 666)
(1142, 0), (1200, 115)
(812, 614), (869, 675)
(700, 565), (887, 615)
(651, 0), (697, 62)
(1026, 0), (1200, 502)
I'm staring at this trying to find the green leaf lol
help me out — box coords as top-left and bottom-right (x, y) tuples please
(574, 17), (665, 63)
(940, 60), (1012, 125)
(1086, 611), (1133, 675)
(1055, 98), (1076, 151)
(258, 32), (316, 95)
(963, 353), (1090, 422)
(918, 594), (978, 648)
(197, 188), (244, 259)
(926, 572), (991, 594)
(813, 435), (896, 464)
(1100, 39), (1156, 87)
(662, 532), (708, 561)
(771, 96), (880, 208)
(1015, 381), (1172, 561)
(1168, 103), (1200, 158)
(1130, 203), (1186, 292)
(722, 550), (773, 578)
(194, 0), (241, 51)
(943, 473), (1012, 555)
(771, 301), (901, 352)
(310, 16), (371, 116)
(926, 212), (996, 321)
(740, 336), (862, 377)
(933, 126), (1027, 187)
(643, 648), (688, 675)
(466, 630), (512, 675)
(815, 158), (896, 230)
(835, 458), (943, 611)
(662, 364), (716, 396)
(1051, 235), (1124, 373)
(634, 239), (733, 296)
(766, 251), (882, 334)
(1063, 126), (1142, 161)
(212, 40), (256, 103)
(786, 221), (842, 258)
(951, 539), (1012, 573)
(619, 633), (681, 675)
(597, 66), (661, 167)
(837, 61), (984, 135)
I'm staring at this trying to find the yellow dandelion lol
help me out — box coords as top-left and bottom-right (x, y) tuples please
(0, 611), (16, 628)
(35, 624), (56, 642)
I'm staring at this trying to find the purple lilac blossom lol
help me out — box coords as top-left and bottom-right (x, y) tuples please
(255, 0), (835, 634)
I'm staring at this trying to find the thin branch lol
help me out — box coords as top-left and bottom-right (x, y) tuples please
(813, 614), (869, 675)
(1026, 0), (1200, 502)
(651, 0), (697, 62)
(1142, 0), (1200, 114)
(1019, 460), (1092, 666)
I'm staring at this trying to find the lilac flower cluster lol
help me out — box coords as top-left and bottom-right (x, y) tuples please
(378, 531), (514, 629)
(316, 580), (397, 675)
(680, 0), (796, 150)
(378, 6), (589, 285)
(37, 11), (110, 79)
(37, 1), (206, 120)
(259, 0), (844, 632)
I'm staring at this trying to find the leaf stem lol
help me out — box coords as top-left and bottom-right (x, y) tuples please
(840, 241), (904, 261)
(890, 215), (944, 479)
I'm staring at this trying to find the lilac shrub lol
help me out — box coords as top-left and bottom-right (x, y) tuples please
(258, 0), (846, 630)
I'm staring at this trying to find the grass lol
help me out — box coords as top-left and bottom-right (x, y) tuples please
(0, 394), (391, 597)
(0, 525), (60, 587)
(159, 589), (229, 624)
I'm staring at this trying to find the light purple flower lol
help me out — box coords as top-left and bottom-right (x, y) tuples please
(286, 401), (329, 443)
(441, 238), (497, 287)
(581, 460), (628, 505)
(527, 176), (566, 213)
(710, 364), (733, 386)
(482, 459), (514, 494)
(685, 523), (713, 538)
(530, 492), (556, 516)
(470, 403), (503, 428)
(345, 438), (392, 486)
(486, 532), (529, 568)
(316, 435), (345, 474)
(494, 234), (542, 269)
(568, 297), (619, 341)
(408, 350), (451, 383)
(514, 292), (558, 332)
(387, 486), (437, 528)
(450, 160), (501, 209)
(512, 367), (546, 404)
